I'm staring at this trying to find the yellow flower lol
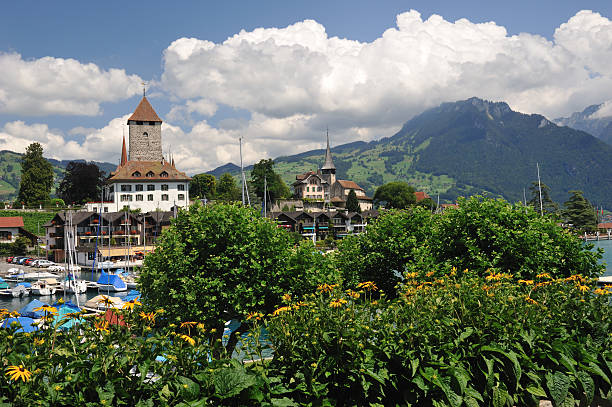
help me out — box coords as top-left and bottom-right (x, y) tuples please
(56, 298), (64, 305)
(450, 266), (457, 276)
(346, 289), (360, 299)
(94, 319), (109, 333)
(536, 273), (551, 279)
(594, 288), (609, 296)
(179, 321), (198, 328)
(33, 304), (58, 315)
(518, 279), (534, 285)
(33, 337), (45, 346)
(97, 296), (116, 308)
(54, 384), (62, 391)
(426, 271), (436, 277)
(317, 283), (338, 293)
(577, 284), (590, 293)
(178, 334), (196, 346)
(282, 293), (292, 302)
(5, 365), (33, 382)
(525, 296), (537, 305)
(357, 281), (378, 291)
(272, 306), (292, 316)
(329, 298), (348, 308)
(246, 312), (263, 321)
(139, 311), (156, 323)
(405, 272), (418, 279)
(122, 299), (142, 310)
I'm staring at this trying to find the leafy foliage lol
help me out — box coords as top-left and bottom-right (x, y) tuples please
(373, 181), (416, 209)
(216, 173), (241, 202)
(139, 202), (328, 354)
(0, 211), (56, 236)
(17, 143), (54, 206)
(250, 159), (290, 202)
(189, 173), (216, 200)
(57, 161), (106, 205)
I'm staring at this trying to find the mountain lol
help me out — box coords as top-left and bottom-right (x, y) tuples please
(554, 103), (612, 145)
(0, 150), (116, 201)
(209, 97), (612, 209)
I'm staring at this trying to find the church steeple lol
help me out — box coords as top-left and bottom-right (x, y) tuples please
(321, 128), (336, 171)
(120, 135), (127, 166)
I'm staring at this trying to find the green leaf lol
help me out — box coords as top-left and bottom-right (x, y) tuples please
(576, 371), (594, 405)
(213, 366), (257, 399)
(464, 396), (480, 407)
(178, 376), (201, 401)
(525, 386), (547, 398)
(271, 398), (298, 407)
(433, 375), (463, 407)
(546, 372), (570, 405)
(586, 362), (611, 385)
(492, 386), (508, 407)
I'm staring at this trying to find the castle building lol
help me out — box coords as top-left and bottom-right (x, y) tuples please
(86, 96), (191, 213)
(292, 133), (373, 212)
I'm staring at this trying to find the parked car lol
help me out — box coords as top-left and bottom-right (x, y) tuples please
(12, 256), (26, 264)
(33, 260), (55, 268)
(25, 258), (36, 266)
(18, 257), (32, 265)
(6, 256), (13, 263)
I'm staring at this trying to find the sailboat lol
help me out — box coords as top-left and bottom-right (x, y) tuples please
(57, 210), (87, 295)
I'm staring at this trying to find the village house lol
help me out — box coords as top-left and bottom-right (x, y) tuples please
(0, 216), (37, 244)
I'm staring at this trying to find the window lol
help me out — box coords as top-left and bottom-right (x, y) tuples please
(132, 171), (141, 177)
(178, 194), (185, 200)
(136, 194), (143, 201)
(136, 184), (143, 191)
(161, 184), (168, 191)
(161, 194), (169, 201)
(120, 185), (132, 192)
(149, 122), (156, 125)
(317, 187), (322, 192)
(160, 171), (168, 178)
(143, 132), (148, 137)
(147, 194), (154, 201)
(109, 186), (114, 193)
(136, 121), (143, 125)
(306, 187), (309, 192)
(147, 184), (155, 191)
(0, 231), (12, 241)
(178, 184), (185, 191)
(120, 194), (133, 202)
(104, 207), (109, 213)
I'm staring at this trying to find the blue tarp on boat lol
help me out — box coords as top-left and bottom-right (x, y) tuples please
(54, 305), (82, 330)
(124, 290), (141, 302)
(16, 282), (31, 288)
(1, 317), (38, 333)
(97, 271), (127, 290)
(52, 300), (80, 312)
(18, 299), (48, 318)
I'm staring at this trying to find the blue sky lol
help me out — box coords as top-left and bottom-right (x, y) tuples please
(1, 1), (612, 172)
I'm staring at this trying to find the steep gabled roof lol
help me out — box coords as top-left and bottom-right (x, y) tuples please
(415, 191), (431, 202)
(336, 180), (364, 191)
(0, 217), (24, 228)
(109, 160), (191, 182)
(128, 96), (162, 123)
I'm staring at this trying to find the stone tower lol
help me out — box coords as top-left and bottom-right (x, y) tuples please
(127, 96), (163, 161)
(320, 130), (336, 186)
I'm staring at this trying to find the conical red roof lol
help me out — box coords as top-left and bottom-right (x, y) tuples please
(128, 96), (162, 123)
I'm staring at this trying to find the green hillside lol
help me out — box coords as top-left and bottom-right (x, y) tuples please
(210, 97), (612, 207)
(0, 150), (116, 201)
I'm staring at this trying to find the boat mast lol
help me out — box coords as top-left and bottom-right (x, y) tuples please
(263, 176), (267, 217)
(240, 137), (245, 206)
(536, 162), (543, 216)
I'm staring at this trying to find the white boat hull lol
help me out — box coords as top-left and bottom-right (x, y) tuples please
(97, 284), (127, 292)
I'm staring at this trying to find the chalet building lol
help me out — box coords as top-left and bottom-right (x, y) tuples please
(85, 96), (191, 213)
(270, 209), (377, 241)
(292, 133), (373, 212)
(0, 217), (37, 244)
(43, 210), (175, 264)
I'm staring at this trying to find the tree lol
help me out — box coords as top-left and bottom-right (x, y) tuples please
(17, 143), (54, 206)
(216, 173), (241, 202)
(140, 203), (327, 355)
(190, 173), (216, 200)
(563, 190), (597, 232)
(527, 181), (559, 215)
(335, 207), (434, 295)
(346, 189), (361, 213)
(57, 161), (106, 205)
(250, 159), (290, 203)
(373, 182), (416, 209)
(11, 235), (29, 255)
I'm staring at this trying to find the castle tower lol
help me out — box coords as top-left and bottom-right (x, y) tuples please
(127, 96), (163, 161)
(320, 130), (336, 186)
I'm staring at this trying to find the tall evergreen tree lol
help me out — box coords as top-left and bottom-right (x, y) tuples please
(57, 161), (106, 205)
(527, 181), (559, 215)
(563, 190), (597, 232)
(346, 189), (361, 213)
(250, 159), (290, 202)
(17, 143), (54, 206)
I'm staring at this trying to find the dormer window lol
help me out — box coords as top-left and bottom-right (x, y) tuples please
(143, 132), (148, 137)
(160, 171), (168, 178)
(146, 171), (154, 178)
(132, 171), (141, 177)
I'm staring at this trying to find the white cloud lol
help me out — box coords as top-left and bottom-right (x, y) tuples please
(589, 100), (612, 119)
(161, 9), (612, 134)
(0, 53), (143, 116)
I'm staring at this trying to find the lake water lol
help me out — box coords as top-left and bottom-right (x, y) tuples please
(589, 239), (612, 277)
